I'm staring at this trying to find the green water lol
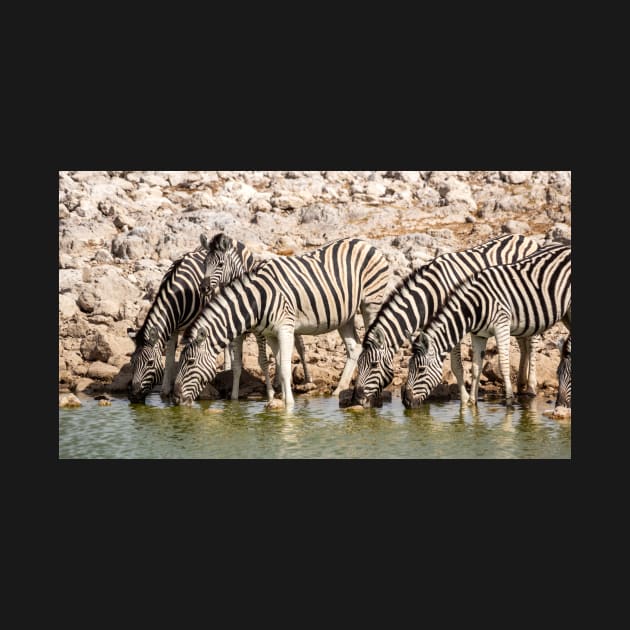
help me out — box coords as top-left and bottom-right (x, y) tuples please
(58, 392), (571, 459)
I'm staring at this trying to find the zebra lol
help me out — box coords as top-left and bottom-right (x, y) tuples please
(555, 335), (571, 408)
(353, 234), (542, 408)
(127, 245), (209, 403)
(172, 237), (391, 409)
(198, 232), (311, 400)
(402, 244), (571, 408)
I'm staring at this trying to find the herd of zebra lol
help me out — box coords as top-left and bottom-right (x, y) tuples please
(127, 232), (572, 411)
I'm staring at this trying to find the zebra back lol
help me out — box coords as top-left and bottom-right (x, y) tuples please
(187, 237), (390, 344)
(366, 233), (540, 349)
(417, 244), (571, 356)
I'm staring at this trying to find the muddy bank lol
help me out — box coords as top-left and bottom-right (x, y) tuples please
(58, 170), (571, 402)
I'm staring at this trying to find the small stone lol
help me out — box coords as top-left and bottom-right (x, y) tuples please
(265, 398), (285, 410)
(501, 220), (530, 235)
(59, 393), (82, 408)
(501, 171), (532, 184)
(98, 400), (112, 406)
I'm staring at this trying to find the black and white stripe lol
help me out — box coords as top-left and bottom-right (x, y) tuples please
(172, 237), (390, 408)
(127, 245), (208, 403)
(199, 232), (310, 400)
(556, 335), (571, 408)
(353, 234), (541, 407)
(402, 244), (571, 407)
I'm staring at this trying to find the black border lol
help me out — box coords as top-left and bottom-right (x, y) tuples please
(50, 102), (579, 536)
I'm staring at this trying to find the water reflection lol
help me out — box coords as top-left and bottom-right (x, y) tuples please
(59, 392), (570, 459)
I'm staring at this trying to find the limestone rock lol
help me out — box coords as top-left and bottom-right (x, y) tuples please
(59, 393), (82, 408)
(87, 361), (120, 380)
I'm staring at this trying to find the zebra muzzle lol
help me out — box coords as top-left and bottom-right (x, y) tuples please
(401, 385), (421, 409)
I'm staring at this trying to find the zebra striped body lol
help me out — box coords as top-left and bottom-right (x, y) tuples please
(199, 232), (311, 401)
(353, 234), (541, 408)
(402, 245), (571, 408)
(127, 247), (207, 403)
(556, 336), (571, 408)
(172, 237), (390, 408)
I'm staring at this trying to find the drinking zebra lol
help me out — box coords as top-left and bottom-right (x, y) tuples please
(172, 237), (391, 408)
(402, 244), (571, 408)
(555, 336), (571, 408)
(198, 232), (310, 400)
(353, 234), (541, 408)
(127, 246), (208, 403)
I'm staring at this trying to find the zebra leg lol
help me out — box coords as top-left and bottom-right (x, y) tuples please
(255, 332), (275, 403)
(224, 343), (233, 371)
(493, 318), (514, 405)
(450, 343), (469, 406)
(160, 333), (179, 399)
(230, 335), (244, 400)
(294, 334), (312, 383)
(470, 335), (487, 405)
(265, 336), (281, 398)
(517, 336), (538, 396)
(333, 320), (362, 396)
(277, 327), (296, 408)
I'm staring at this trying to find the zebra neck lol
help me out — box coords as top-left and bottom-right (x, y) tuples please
(139, 313), (173, 349)
(203, 278), (261, 351)
(375, 289), (424, 349)
(426, 293), (473, 356)
(238, 242), (256, 272)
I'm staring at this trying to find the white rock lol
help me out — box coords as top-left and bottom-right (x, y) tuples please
(437, 177), (477, 210)
(87, 361), (120, 380)
(59, 393), (82, 407)
(500, 171), (532, 184)
(365, 181), (387, 197)
(59, 294), (79, 319)
(548, 223), (571, 244)
(249, 198), (272, 213)
(502, 220), (530, 234)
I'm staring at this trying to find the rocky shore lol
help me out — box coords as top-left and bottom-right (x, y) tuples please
(58, 170), (571, 404)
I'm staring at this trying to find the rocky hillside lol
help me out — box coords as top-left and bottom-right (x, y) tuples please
(58, 170), (571, 402)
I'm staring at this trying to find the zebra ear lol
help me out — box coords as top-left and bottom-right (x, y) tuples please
(373, 328), (386, 350)
(148, 328), (158, 344)
(196, 328), (208, 344)
(217, 233), (231, 252)
(127, 328), (137, 340)
(200, 234), (210, 249)
(413, 331), (430, 353)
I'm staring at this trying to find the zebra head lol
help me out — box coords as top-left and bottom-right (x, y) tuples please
(353, 327), (396, 408)
(127, 327), (164, 403)
(555, 336), (571, 408)
(172, 325), (217, 406)
(402, 332), (445, 409)
(199, 233), (243, 297)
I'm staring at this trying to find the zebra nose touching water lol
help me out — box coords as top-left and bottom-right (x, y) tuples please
(198, 232), (311, 400)
(172, 237), (390, 409)
(126, 244), (209, 404)
(352, 233), (543, 409)
(402, 244), (571, 408)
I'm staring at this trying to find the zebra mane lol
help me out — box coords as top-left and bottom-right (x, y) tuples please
(135, 249), (203, 344)
(365, 261), (440, 337)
